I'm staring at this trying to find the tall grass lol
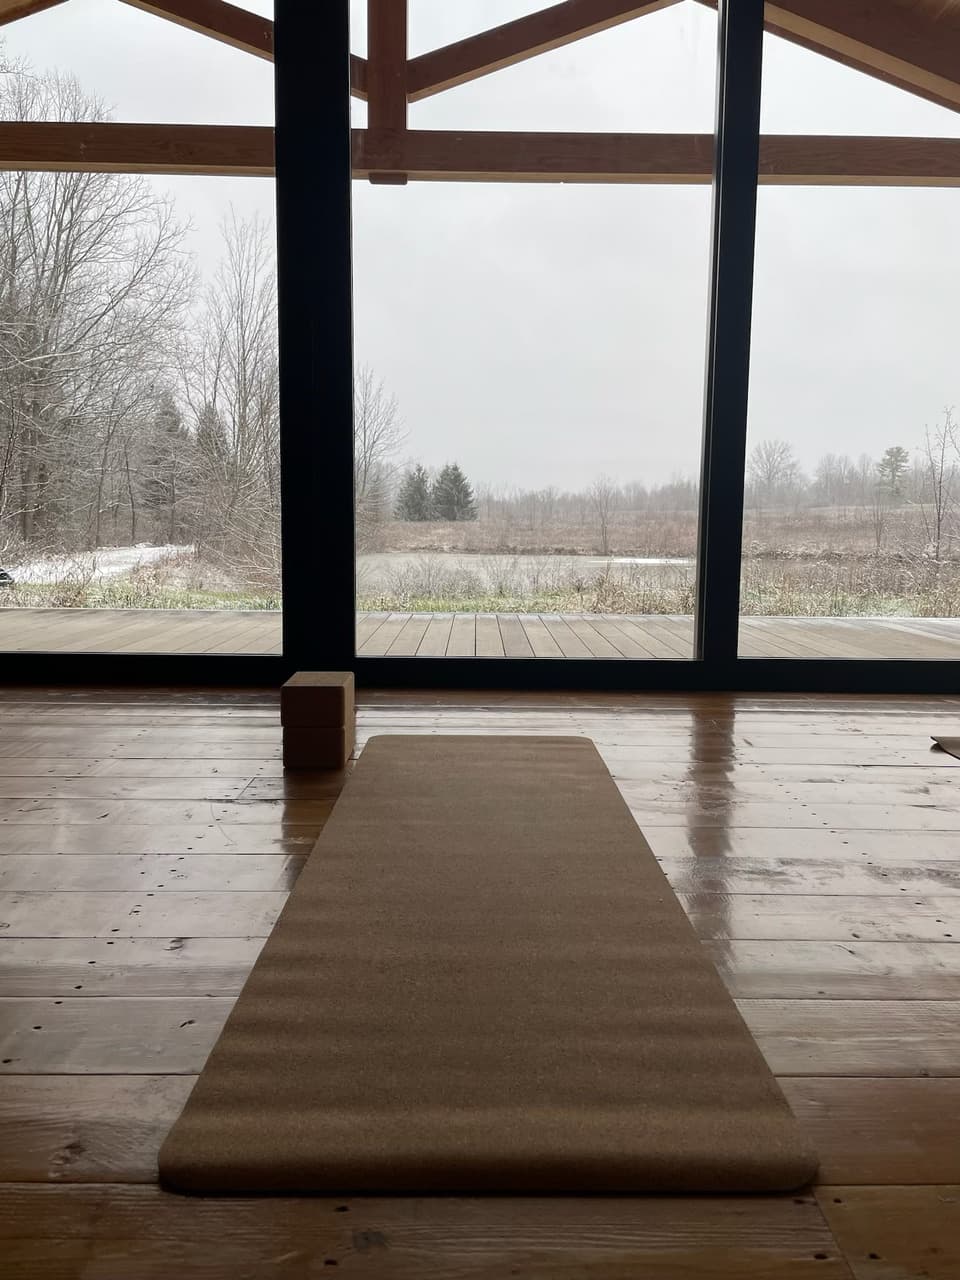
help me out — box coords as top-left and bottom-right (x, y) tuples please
(4, 548), (960, 617)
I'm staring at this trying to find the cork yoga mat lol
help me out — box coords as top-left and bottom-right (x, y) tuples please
(160, 735), (817, 1195)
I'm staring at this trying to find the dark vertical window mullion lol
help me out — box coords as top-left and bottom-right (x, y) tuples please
(275, 1), (356, 671)
(695, 0), (764, 663)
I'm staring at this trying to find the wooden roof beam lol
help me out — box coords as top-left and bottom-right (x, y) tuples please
(119, 1), (369, 97)
(2, 123), (960, 188)
(763, 0), (960, 114)
(355, 128), (960, 187)
(0, 1), (371, 97)
(692, 0), (960, 115)
(119, 0), (272, 58)
(0, 0), (67, 22)
(0, 121), (275, 175)
(407, 0), (680, 102)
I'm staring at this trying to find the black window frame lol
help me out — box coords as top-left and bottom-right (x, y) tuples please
(4, 0), (959, 696)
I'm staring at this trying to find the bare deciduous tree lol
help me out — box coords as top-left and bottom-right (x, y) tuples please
(179, 211), (279, 585)
(747, 439), (801, 513)
(354, 366), (405, 551)
(0, 61), (192, 559)
(870, 468), (889, 555)
(589, 474), (618, 556)
(917, 408), (958, 564)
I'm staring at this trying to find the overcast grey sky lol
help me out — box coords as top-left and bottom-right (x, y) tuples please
(3, 0), (959, 490)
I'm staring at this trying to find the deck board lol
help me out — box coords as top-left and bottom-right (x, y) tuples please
(3, 608), (960, 658)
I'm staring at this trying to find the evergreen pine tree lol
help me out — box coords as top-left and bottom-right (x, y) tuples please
(877, 445), (910, 496)
(431, 463), (478, 522)
(394, 464), (432, 521)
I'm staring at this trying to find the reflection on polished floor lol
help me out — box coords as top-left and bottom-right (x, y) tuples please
(3, 608), (960, 658)
(1, 686), (958, 1274)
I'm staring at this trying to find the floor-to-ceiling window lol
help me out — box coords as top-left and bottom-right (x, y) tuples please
(0, 0), (281, 659)
(351, 0), (716, 660)
(738, 24), (960, 661)
(2, 1), (958, 689)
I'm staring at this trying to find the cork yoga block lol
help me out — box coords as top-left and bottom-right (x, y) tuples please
(281, 671), (354, 729)
(283, 724), (355, 771)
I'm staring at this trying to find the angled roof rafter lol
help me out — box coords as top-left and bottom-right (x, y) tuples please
(118, 0), (273, 59)
(0, 0), (67, 22)
(693, 0), (960, 114)
(407, 0), (677, 101)
(764, 0), (960, 114)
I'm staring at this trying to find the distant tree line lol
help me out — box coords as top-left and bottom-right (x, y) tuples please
(395, 463), (478, 522)
(400, 426), (957, 561)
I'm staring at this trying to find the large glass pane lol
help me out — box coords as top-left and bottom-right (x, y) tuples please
(353, 0), (716, 659)
(0, 1), (280, 656)
(738, 26), (960, 659)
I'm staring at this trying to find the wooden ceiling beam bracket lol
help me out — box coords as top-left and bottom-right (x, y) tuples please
(406, 0), (681, 101)
(367, 0), (408, 183)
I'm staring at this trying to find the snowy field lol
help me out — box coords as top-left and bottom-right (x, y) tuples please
(5, 545), (191, 586)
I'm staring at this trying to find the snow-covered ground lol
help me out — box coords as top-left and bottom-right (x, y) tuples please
(7, 545), (192, 585)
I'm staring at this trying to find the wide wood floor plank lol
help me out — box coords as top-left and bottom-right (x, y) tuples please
(707, 940), (960, 1000)
(0, 853), (305, 892)
(647, 828), (960, 861)
(0, 937), (265, 997)
(0, 824), (319, 855)
(0, 1076), (194, 1183)
(783, 1079), (960, 1185)
(679, 893), (960, 943)
(816, 1185), (960, 1280)
(0, 996), (232, 1073)
(631, 799), (960, 831)
(0, 891), (286, 938)
(0, 797), (330, 826)
(740, 999), (960, 1077)
(0, 1183), (852, 1278)
(662, 856), (960, 897)
(0, 778), (251, 801)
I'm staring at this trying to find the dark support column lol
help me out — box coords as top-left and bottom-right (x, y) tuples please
(695, 0), (764, 663)
(275, 0), (356, 671)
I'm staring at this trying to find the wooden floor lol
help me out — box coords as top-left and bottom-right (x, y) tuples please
(5, 607), (960, 658)
(1, 687), (959, 1277)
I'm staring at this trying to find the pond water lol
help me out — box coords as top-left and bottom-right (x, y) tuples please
(356, 551), (694, 593)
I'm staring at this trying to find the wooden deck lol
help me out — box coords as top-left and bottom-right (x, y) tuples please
(4, 607), (960, 658)
(1, 686), (959, 1276)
